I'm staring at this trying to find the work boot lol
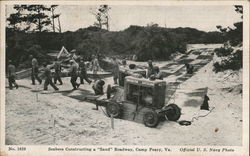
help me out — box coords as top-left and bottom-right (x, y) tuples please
(44, 88), (48, 90)
(88, 80), (92, 85)
(15, 85), (19, 89)
(39, 80), (42, 85)
(55, 88), (59, 91)
(72, 88), (77, 90)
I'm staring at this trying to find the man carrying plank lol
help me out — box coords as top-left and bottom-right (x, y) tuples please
(53, 58), (63, 85)
(43, 62), (59, 91)
(69, 60), (80, 90)
(30, 55), (42, 85)
(79, 57), (92, 84)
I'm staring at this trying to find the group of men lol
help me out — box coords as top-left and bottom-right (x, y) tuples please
(7, 53), (102, 91)
(7, 52), (164, 96)
(42, 54), (98, 91)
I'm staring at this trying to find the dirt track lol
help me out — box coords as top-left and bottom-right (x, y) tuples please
(5, 45), (242, 145)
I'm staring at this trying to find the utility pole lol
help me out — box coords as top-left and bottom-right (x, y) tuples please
(57, 16), (62, 33)
(51, 7), (55, 32)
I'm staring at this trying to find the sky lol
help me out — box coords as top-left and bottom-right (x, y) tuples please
(6, 5), (242, 32)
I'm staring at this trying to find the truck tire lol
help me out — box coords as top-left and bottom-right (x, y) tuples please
(106, 102), (121, 118)
(166, 104), (181, 121)
(143, 110), (159, 127)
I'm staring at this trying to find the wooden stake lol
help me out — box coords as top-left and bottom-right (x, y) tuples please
(52, 115), (56, 144)
(111, 114), (114, 130)
(36, 93), (38, 102)
(36, 85), (39, 102)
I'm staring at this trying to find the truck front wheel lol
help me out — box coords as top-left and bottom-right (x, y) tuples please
(106, 102), (121, 118)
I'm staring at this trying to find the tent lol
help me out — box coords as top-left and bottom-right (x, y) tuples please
(57, 46), (70, 59)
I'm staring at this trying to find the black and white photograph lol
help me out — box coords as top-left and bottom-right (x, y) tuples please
(0, 1), (249, 155)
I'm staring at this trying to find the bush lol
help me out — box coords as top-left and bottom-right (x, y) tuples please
(214, 47), (233, 57)
(213, 49), (242, 72)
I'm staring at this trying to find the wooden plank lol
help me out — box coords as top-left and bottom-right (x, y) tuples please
(16, 68), (32, 79)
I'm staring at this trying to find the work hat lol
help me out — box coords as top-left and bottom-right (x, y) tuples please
(148, 60), (152, 64)
(70, 49), (76, 53)
(69, 60), (74, 63)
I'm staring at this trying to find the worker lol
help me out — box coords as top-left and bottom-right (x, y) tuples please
(185, 63), (194, 74)
(146, 60), (154, 78)
(153, 66), (164, 80)
(122, 58), (127, 67)
(7, 60), (18, 90)
(132, 54), (137, 61)
(43, 62), (59, 91)
(92, 79), (105, 95)
(70, 49), (80, 61)
(92, 79), (105, 111)
(30, 55), (42, 85)
(69, 60), (80, 90)
(53, 58), (63, 85)
(112, 57), (119, 85)
(91, 55), (101, 81)
(79, 57), (92, 84)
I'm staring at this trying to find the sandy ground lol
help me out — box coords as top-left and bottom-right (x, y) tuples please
(5, 45), (242, 146)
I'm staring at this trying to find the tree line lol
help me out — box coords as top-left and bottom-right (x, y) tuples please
(6, 5), (227, 70)
(213, 5), (243, 72)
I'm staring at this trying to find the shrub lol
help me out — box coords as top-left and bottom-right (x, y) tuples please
(213, 49), (242, 72)
(214, 47), (233, 57)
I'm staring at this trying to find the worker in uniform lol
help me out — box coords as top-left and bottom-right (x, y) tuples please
(151, 66), (164, 80)
(70, 49), (80, 61)
(146, 60), (154, 78)
(7, 60), (18, 90)
(185, 63), (194, 74)
(122, 58), (127, 67)
(53, 58), (63, 85)
(91, 55), (101, 81)
(79, 57), (92, 84)
(43, 63), (59, 91)
(92, 79), (105, 95)
(30, 55), (42, 85)
(69, 60), (80, 90)
(132, 54), (137, 61)
(112, 57), (119, 85)
(92, 79), (105, 110)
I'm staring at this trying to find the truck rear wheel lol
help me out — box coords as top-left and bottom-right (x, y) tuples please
(143, 110), (159, 127)
(166, 104), (181, 121)
(106, 102), (121, 118)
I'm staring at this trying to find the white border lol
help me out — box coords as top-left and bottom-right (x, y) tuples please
(0, 1), (249, 156)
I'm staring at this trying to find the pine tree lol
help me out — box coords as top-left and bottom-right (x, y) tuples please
(7, 5), (52, 32)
